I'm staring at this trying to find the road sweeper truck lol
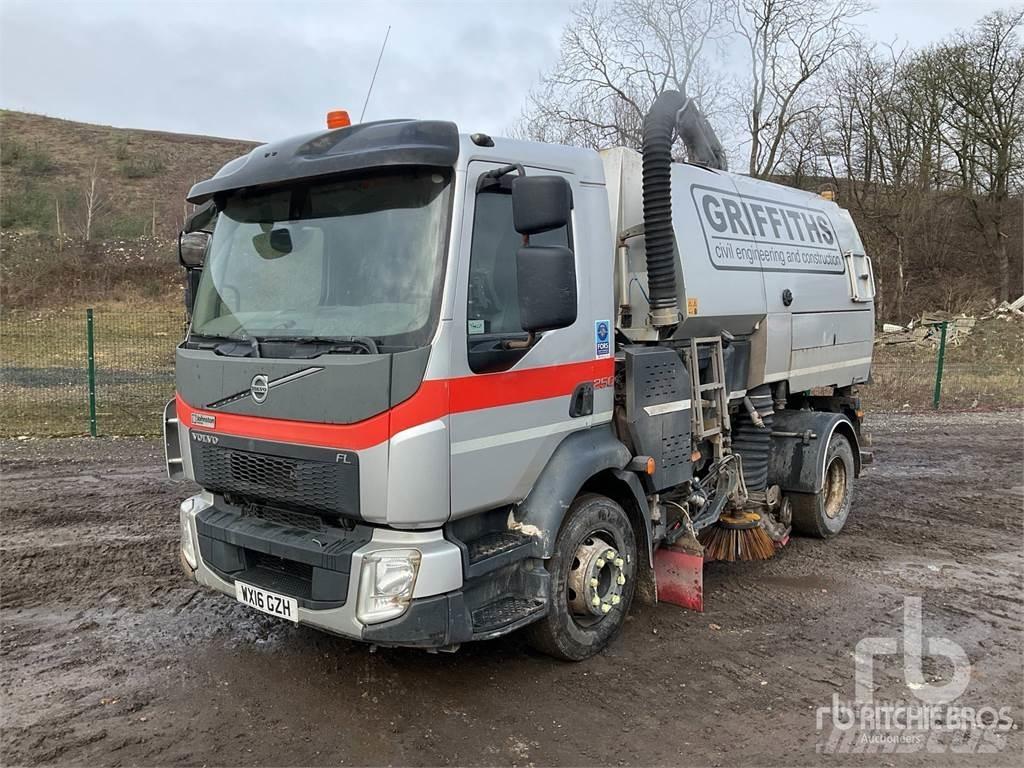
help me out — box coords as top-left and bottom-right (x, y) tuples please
(166, 94), (875, 660)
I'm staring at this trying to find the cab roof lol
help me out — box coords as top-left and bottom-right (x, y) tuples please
(186, 119), (460, 204)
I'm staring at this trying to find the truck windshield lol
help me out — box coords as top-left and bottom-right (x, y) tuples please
(190, 167), (452, 350)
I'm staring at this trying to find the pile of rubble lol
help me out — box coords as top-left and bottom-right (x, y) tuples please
(981, 295), (1024, 320)
(877, 295), (1024, 349)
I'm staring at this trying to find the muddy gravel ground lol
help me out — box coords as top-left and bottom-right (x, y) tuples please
(2, 411), (1022, 767)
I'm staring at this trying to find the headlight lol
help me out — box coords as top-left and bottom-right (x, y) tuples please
(179, 499), (197, 569)
(356, 549), (421, 624)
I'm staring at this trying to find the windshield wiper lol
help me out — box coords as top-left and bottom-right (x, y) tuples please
(192, 332), (380, 357)
(189, 332), (262, 357)
(254, 335), (380, 355)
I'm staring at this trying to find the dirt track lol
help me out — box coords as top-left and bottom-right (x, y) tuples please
(2, 411), (1022, 766)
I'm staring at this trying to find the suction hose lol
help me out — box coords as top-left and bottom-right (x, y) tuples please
(641, 90), (687, 332)
(732, 385), (774, 491)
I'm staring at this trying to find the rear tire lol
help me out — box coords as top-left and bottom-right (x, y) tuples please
(790, 433), (855, 538)
(526, 494), (637, 661)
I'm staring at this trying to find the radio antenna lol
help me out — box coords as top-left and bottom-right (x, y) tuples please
(359, 25), (391, 123)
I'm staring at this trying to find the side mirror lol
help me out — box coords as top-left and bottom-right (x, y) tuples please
(179, 200), (217, 268)
(516, 244), (577, 333)
(512, 175), (572, 235)
(178, 230), (210, 268)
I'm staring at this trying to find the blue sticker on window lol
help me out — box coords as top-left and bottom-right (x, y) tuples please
(595, 319), (610, 358)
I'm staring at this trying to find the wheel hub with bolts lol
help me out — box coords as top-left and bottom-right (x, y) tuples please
(567, 535), (626, 618)
(823, 456), (848, 519)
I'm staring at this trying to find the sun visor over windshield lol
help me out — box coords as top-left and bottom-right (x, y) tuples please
(187, 119), (460, 204)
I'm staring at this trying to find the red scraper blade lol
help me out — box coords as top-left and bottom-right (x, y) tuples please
(654, 544), (704, 612)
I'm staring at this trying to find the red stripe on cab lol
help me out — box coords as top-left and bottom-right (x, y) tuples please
(176, 358), (614, 451)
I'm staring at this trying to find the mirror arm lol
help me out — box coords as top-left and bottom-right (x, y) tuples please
(484, 163), (525, 181)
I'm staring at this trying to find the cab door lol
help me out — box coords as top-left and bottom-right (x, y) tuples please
(447, 161), (601, 518)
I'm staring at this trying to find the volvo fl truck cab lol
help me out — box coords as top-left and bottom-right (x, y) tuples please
(167, 98), (874, 660)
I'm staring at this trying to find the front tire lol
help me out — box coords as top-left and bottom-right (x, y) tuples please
(526, 494), (638, 661)
(790, 433), (855, 538)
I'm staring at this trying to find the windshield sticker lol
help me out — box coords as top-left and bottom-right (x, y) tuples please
(468, 319), (486, 335)
(595, 320), (611, 358)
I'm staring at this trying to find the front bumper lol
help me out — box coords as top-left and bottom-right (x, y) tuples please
(179, 494), (471, 647)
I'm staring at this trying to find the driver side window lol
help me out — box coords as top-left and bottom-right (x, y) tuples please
(467, 189), (568, 373)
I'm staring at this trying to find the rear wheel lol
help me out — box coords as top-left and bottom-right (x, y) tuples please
(790, 433), (855, 538)
(526, 494), (637, 661)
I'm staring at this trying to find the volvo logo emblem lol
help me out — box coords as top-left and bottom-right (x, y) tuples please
(250, 374), (270, 404)
(206, 367), (324, 410)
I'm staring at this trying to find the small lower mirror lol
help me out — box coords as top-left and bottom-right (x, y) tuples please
(253, 228), (293, 259)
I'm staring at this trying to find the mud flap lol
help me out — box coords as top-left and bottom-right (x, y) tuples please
(653, 542), (704, 612)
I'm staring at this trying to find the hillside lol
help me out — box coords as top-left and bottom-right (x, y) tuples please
(0, 109), (1019, 317)
(0, 111), (257, 308)
(1, 111), (257, 240)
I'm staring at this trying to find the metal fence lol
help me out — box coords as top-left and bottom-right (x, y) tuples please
(0, 309), (1020, 437)
(1, 307), (184, 437)
(863, 360), (1023, 410)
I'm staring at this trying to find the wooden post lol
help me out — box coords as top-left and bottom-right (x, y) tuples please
(55, 196), (62, 248)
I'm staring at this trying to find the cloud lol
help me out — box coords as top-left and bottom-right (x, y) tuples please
(0, 0), (1007, 145)
(0, 0), (571, 141)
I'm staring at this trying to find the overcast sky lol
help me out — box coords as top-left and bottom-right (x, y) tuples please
(0, 0), (1015, 144)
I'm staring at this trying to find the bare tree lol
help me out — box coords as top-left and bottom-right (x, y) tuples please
(934, 9), (1024, 302)
(819, 42), (951, 320)
(729, 0), (868, 178)
(522, 0), (1021, 315)
(520, 0), (727, 152)
(81, 160), (109, 242)
(54, 196), (63, 247)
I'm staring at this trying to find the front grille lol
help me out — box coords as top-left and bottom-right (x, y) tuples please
(240, 550), (314, 600)
(191, 438), (359, 517)
(242, 505), (326, 532)
(231, 451), (298, 489)
(250, 551), (313, 582)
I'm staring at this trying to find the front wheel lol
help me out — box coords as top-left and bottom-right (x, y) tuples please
(790, 433), (855, 538)
(526, 493), (638, 661)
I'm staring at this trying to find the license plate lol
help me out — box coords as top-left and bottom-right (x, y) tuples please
(235, 581), (299, 623)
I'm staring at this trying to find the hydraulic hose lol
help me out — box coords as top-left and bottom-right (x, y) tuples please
(641, 90), (687, 331)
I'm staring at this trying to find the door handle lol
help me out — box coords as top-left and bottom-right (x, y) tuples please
(569, 382), (594, 418)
